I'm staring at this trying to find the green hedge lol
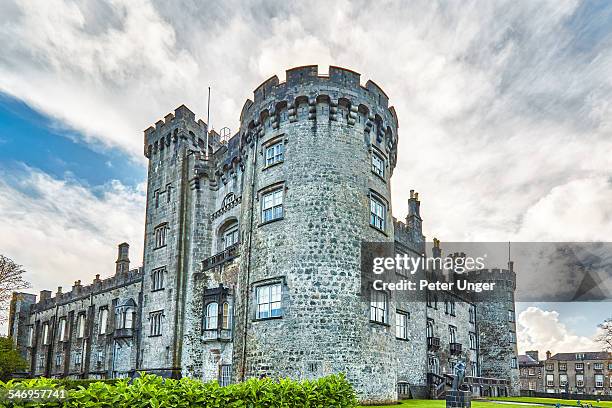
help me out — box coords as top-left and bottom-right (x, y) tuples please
(0, 373), (358, 407)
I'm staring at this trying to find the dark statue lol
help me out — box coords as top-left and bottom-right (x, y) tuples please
(452, 361), (466, 391)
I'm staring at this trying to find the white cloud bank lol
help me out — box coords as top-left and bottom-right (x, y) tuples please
(517, 306), (602, 356)
(0, 166), (145, 303)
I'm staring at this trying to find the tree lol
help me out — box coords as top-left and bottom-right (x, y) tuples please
(0, 255), (30, 323)
(0, 336), (28, 381)
(595, 317), (612, 351)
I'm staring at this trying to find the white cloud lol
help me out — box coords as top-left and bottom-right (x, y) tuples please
(517, 306), (601, 356)
(0, 165), (145, 330)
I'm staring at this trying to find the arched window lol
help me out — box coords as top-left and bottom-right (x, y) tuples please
(222, 302), (231, 330)
(426, 320), (434, 338)
(124, 308), (134, 329)
(222, 193), (235, 207)
(205, 302), (218, 330)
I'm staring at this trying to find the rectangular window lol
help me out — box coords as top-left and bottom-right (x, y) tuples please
(528, 368), (535, 376)
(511, 357), (517, 369)
(559, 374), (568, 386)
(55, 353), (62, 367)
(593, 362), (603, 370)
(261, 189), (283, 223)
(370, 291), (388, 324)
(96, 350), (104, 365)
(265, 142), (284, 166)
(371, 152), (384, 178)
(576, 374), (584, 387)
(152, 267), (165, 291)
(529, 381), (535, 391)
(395, 311), (408, 339)
(256, 283), (282, 319)
(28, 326), (34, 347)
(222, 225), (239, 249)
(469, 306), (475, 323)
(219, 364), (232, 387)
(575, 362), (584, 370)
(370, 196), (386, 231)
(42, 322), (50, 345)
(595, 374), (604, 388)
(509, 331), (516, 343)
(546, 374), (554, 387)
(154, 224), (167, 248)
(546, 363), (554, 371)
(469, 332), (477, 350)
(559, 363), (567, 371)
(58, 318), (67, 341)
(150, 311), (163, 336)
(508, 310), (515, 322)
(75, 352), (82, 366)
(77, 314), (86, 338)
(449, 325), (457, 343)
(99, 308), (108, 335)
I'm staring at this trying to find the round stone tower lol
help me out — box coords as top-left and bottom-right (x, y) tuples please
(233, 65), (399, 403)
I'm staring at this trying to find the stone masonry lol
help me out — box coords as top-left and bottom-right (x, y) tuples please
(9, 65), (519, 404)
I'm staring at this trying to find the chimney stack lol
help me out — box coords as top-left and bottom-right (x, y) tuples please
(546, 350), (552, 360)
(116, 242), (130, 274)
(39, 290), (52, 301)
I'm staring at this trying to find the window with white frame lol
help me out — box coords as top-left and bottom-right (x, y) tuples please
(426, 320), (434, 338)
(559, 363), (567, 371)
(511, 357), (518, 369)
(370, 290), (388, 324)
(428, 355), (440, 374)
(265, 142), (284, 167)
(96, 350), (104, 364)
(509, 330), (516, 343)
(469, 332), (477, 350)
(154, 223), (167, 248)
(152, 267), (165, 291)
(256, 283), (282, 319)
(55, 353), (62, 367)
(546, 363), (554, 371)
(124, 308), (134, 329)
(77, 314), (86, 338)
(528, 381), (535, 391)
(219, 364), (232, 387)
(371, 152), (384, 178)
(28, 326), (34, 347)
(75, 352), (82, 366)
(576, 374), (584, 387)
(546, 374), (554, 387)
(449, 325), (457, 343)
(99, 308), (108, 335)
(205, 302), (218, 330)
(58, 318), (67, 342)
(222, 302), (231, 330)
(528, 368), (535, 376)
(42, 322), (50, 345)
(595, 374), (604, 388)
(593, 362), (603, 370)
(261, 189), (283, 223)
(559, 374), (568, 386)
(221, 222), (239, 249)
(508, 310), (515, 322)
(370, 195), (386, 231)
(575, 362), (584, 370)
(395, 311), (408, 339)
(150, 311), (163, 336)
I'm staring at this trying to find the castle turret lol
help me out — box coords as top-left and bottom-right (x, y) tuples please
(233, 65), (399, 403)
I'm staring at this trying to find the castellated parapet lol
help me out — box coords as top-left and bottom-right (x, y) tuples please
(9, 65), (518, 404)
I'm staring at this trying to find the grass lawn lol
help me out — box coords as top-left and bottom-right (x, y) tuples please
(359, 397), (612, 407)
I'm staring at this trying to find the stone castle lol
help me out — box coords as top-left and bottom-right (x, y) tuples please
(8, 65), (519, 404)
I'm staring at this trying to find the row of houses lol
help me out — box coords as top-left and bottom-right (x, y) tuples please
(519, 351), (612, 396)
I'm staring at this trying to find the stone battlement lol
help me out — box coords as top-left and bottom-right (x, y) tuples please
(143, 104), (209, 158)
(32, 267), (143, 312)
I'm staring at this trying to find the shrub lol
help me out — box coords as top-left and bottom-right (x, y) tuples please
(0, 373), (358, 408)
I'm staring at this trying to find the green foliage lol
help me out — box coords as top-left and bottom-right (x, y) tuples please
(0, 373), (358, 408)
(0, 337), (28, 382)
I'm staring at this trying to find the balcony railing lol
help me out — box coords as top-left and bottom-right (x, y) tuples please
(450, 342), (462, 355)
(202, 329), (232, 342)
(427, 336), (441, 351)
(202, 243), (239, 271)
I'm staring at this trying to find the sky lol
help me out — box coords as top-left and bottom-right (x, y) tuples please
(0, 0), (611, 357)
